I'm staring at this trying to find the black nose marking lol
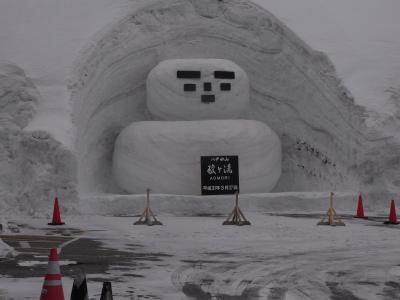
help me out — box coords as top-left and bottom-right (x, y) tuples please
(220, 83), (231, 91)
(204, 82), (212, 91)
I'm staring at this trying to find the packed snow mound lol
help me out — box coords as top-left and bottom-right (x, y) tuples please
(147, 59), (249, 120)
(70, 0), (399, 194)
(0, 62), (78, 216)
(113, 120), (281, 194)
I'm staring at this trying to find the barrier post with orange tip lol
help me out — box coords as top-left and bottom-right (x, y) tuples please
(317, 192), (345, 226)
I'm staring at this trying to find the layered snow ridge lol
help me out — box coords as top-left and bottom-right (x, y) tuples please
(70, 0), (395, 194)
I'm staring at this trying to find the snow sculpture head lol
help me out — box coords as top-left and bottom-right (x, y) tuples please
(146, 59), (249, 120)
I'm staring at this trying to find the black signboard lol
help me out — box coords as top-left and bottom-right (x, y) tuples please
(201, 156), (239, 195)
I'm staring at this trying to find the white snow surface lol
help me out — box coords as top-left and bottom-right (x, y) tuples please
(147, 59), (250, 120)
(112, 120), (281, 194)
(1, 213), (400, 299)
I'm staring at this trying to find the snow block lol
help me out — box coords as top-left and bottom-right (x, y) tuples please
(112, 120), (281, 194)
(147, 59), (249, 120)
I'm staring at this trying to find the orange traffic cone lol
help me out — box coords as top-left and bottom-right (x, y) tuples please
(354, 194), (367, 219)
(384, 199), (399, 225)
(40, 248), (65, 300)
(48, 197), (65, 225)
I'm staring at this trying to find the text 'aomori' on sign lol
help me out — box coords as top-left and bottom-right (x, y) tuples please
(201, 156), (239, 195)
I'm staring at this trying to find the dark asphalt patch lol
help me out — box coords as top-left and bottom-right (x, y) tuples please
(357, 281), (379, 286)
(0, 235), (172, 280)
(267, 287), (287, 300)
(182, 282), (260, 300)
(382, 281), (400, 300)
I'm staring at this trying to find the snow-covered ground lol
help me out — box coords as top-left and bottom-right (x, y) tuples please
(1, 2), (400, 298)
(1, 213), (400, 299)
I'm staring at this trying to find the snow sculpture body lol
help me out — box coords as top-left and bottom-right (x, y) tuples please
(113, 59), (282, 194)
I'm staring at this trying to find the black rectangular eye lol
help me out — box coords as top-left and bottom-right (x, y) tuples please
(177, 70), (201, 79)
(220, 83), (231, 91)
(201, 95), (215, 103)
(204, 82), (212, 91)
(184, 84), (196, 92)
(214, 71), (235, 79)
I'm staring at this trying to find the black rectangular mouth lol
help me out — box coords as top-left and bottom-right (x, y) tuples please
(177, 70), (201, 79)
(201, 94), (215, 103)
(214, 71), (235, 79)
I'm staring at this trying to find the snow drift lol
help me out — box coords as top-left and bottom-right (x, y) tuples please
(69, 0), (400, 196)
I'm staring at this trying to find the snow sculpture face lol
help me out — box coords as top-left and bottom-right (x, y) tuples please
(146, 59), (249, 120)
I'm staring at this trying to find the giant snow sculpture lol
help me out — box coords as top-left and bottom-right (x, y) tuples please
(112, 59), (282, 194)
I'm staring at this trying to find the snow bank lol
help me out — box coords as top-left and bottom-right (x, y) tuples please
(0, 61), (78, 216)
(112, 120), (281, 194)
(79, 191), (394, 216)
(69, 0), (400, 195)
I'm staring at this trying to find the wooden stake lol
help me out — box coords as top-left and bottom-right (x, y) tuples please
(134, 189), (162, 226)
(223, 192), (251, 226)
(317, 192), (345, 226)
